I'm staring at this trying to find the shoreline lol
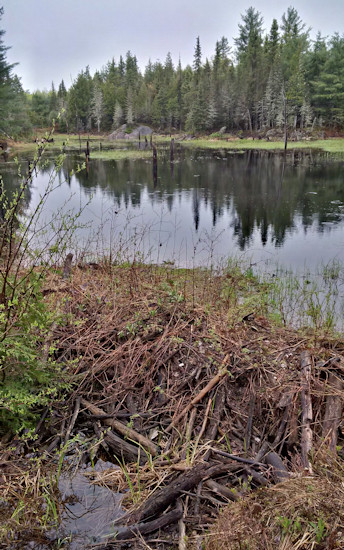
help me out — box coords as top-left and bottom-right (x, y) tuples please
(3, 133), (344, 159)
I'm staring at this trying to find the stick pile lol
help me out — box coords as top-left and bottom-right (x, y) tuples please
(4, 262), (344, 548)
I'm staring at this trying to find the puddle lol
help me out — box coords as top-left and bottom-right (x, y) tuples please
(58, 459), (123, 548)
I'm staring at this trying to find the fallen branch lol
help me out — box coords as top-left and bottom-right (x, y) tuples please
(105, 430), (146, 464)
(204, 479), (239, 501)
(300, 351), (313, 473)
(64, 397), (81, 446)
(117, 461), (232, 526)
(81, 398), (158, 456)
(322, 371), (343, 452)
(100, 507), (183, 546)
(264, 452), (290, 483)
(165, 356), (229, 433)
(210, 447), (266, 467)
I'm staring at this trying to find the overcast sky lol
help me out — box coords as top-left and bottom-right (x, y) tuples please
(1, 0), (343, 92)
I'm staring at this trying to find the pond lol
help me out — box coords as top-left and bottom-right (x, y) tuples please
(2, 145), (344, 326)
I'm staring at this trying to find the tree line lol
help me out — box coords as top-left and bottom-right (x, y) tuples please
(1, 6), (344, 138)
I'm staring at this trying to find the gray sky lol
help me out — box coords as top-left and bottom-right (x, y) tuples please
(1, 0), (344, 92)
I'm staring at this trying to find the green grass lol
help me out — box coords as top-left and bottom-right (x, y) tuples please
(181, 137), (344, 153)
(90, 148), (152, 161)
(10, 132), (344, 157)
(10, 133), (153, 161)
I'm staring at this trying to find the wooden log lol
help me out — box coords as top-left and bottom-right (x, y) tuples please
(204, 479), (239, 502)
(166, 357), (229, 433)
(300, 351), (313, 472)
(105, 430), (146, 464)
(264, 451), (290, 483)
(322, 372), (343, 452)
(80, 399), (158, 456)
(99, 507), (183, 546)
(117, 461), (232, 526)
(245, 466), (269, 487)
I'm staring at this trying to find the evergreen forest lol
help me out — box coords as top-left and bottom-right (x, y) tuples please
(1, 5), (344, 138)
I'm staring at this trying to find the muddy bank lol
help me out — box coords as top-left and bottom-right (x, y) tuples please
(1, 262), (344, 549)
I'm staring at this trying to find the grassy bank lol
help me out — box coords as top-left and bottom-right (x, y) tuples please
(1, 260), (344, 549)
(7, 132), (344, 159)
(182, 136), (344, 154)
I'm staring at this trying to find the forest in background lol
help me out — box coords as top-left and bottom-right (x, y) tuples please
(1, 5), (344, 139)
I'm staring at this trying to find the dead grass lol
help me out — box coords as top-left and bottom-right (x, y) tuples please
(206, 451), (344, 550)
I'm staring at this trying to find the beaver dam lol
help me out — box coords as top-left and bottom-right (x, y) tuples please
(1, 261), (344, 549)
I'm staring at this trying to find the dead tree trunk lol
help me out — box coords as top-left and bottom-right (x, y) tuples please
(322, 371), (343, 452)
(300, 351), (313, 472)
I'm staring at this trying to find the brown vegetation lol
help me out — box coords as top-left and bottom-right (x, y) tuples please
(1, 262), (344, 548)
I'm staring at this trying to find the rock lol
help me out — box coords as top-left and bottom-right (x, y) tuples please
(218, 126), (226, 134)
(109, 124), (153, 140)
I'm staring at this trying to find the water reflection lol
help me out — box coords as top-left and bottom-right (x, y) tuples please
(2, 148), (344, 269)
(58, 459), (123, 548)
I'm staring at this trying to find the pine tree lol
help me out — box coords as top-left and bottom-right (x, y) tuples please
(234, 7), (265, 130)
(234, 7), (263, 60)
(310, 33), (344, 127)
(266, 19), (279, 65)
(49, 82), (58, 121)
(67, 66), (93, 131)
(193, 36), (202, 75)
(57, 79), (67, 99)
(0, 7), (24, 137)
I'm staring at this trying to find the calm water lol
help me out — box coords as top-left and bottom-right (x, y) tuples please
(2, 146), (344, 273)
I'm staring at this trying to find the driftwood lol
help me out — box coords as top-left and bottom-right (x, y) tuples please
(80, 399), (158, 456)
(300, 351), (313, 472)
(322, 371), (343, 451)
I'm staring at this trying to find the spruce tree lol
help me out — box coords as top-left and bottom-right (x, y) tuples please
(0, 7), (22, 137)
(193, 36), (202, 74)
